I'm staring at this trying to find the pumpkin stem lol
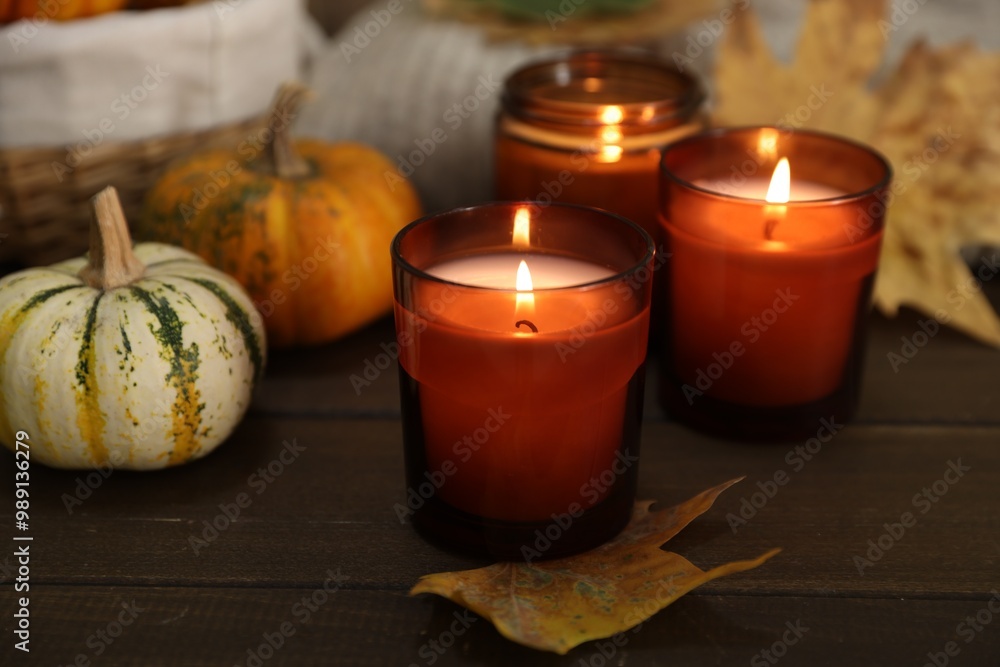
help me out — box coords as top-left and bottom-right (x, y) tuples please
(265, 82), (313, 179)
(79, 186), (146, 290)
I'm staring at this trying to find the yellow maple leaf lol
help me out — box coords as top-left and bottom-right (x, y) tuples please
(715, 0), (1000, 347)
(411, 478), (780, 654)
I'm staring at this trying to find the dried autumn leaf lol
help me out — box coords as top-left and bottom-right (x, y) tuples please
(714, 0), (1000, 348)
(714, 0), (884, 137)
(411, 478), (780, 654)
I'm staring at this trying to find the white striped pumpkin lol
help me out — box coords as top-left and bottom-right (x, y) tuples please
(0, 187), (266, 470)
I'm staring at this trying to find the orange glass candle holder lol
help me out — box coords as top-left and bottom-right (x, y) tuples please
(392, 203), (654, 559)
(657, 127), (892, 440)
(495, 50), (705, 245)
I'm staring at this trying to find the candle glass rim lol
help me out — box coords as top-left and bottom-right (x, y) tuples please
(391, 201), (656, 293)
(659, 126), (893, 205)
(501, 49), (705, 130)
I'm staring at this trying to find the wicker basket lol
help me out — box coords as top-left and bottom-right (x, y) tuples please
(0, 0), (310, 267)
(0, 116), (265, 267)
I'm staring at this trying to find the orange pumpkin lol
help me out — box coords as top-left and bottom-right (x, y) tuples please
(1, 0), (127, 22)
(138, 83), (423, 348)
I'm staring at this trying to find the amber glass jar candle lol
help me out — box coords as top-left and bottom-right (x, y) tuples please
(495, 51), (705, 246)
(392, 203), (654, 560)
(657, 127), (892, 440)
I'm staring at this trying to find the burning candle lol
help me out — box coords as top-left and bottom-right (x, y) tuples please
(392, 203), (654, 559)
(658, 127), (892, 439)
(494, 51), (705, 245)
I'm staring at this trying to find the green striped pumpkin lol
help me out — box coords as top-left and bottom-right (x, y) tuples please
(0, 187), (266, 470)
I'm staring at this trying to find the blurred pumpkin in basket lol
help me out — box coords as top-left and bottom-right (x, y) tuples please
(0, 0), (315, 266)
(139, 83), (422, 349)
(0, 0), (128, 22)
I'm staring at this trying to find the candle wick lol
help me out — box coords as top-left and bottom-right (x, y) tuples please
(764, 218), (779, 241)
(515, 320), (538, 333)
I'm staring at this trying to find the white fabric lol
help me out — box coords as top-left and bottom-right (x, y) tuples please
(299, 4), (559, 214)
(0, 0), (312, 148)
(300, 0), (1000, 214)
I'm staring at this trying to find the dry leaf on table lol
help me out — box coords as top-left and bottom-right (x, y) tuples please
(714, 0), (1000, 348)
(411, 478), (780, 654)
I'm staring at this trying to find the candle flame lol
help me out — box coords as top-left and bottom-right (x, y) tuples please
(598, 145), (624, 162)
(515, 259), (534, 317)
(601, 126), (623, 144)
(757, 127), (779, 160)
(516, 260), (533, 292)
(763, 157), (790, 244)
(596, 106), (624, 163)
(513, 207), (531, 247)
(600, 105), (624, 124)
(766, 158), (791, 204)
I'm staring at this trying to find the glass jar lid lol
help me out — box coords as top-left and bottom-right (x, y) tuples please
(501, 50), (705, 132)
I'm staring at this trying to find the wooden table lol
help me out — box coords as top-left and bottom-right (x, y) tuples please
(2, 281), (999, 667)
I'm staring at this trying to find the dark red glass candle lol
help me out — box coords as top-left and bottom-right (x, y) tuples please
(392, 203), (654, 559)
(657, 127), (892, 440)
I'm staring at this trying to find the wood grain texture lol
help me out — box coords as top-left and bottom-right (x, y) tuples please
(0, 418), (995, 598)
(0, 271), (997, 665)
(2, 588), (997, 667)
